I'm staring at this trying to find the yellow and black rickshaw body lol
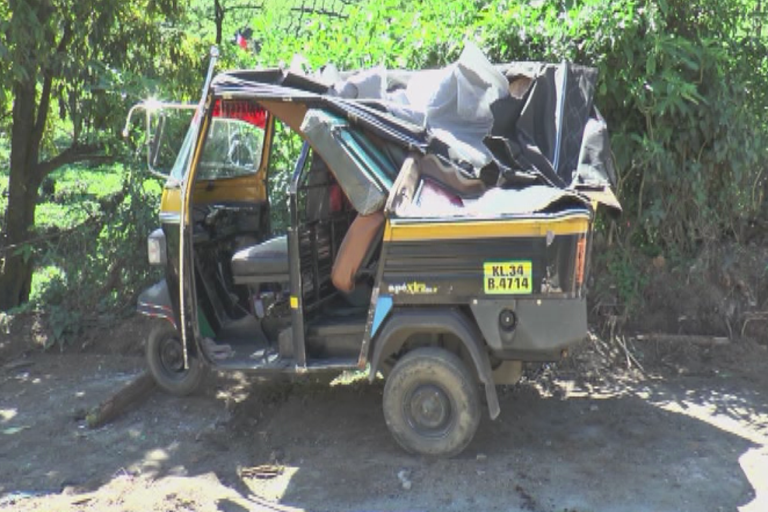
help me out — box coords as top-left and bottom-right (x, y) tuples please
(134, 47), (620, 457)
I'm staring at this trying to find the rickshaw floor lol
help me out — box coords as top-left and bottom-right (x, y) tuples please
(212, 353), (358, 372)
(209, 341), (358, 372)
(214, 314), (269, 346)
(210, 345), (291, 371)
(207, 312), (363, 372)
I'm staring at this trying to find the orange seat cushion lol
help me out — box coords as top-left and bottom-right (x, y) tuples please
(331, 212), (386, 293)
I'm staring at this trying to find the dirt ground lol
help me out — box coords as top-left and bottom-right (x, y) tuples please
(1, 315), (767, 512)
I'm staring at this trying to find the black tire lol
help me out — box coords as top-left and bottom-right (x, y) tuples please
(146, 323), (206, 396)
(383, 347), (480, 457)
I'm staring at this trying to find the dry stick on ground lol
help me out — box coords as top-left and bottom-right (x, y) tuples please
(603, 315), (647, 374)
(86, 371), (155, 428)
(615, 335), (646, 374)
(634, 333), (731, 346)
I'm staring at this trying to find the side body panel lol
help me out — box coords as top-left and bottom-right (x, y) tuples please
(369, 308), (500, 419)
(160, 175), (267, 215)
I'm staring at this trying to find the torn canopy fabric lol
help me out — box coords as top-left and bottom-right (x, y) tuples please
(331, 43), (617, 199)
(210, 43), (620, 213)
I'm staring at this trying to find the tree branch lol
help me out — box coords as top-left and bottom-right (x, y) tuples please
(35, 143), (111, 179)
(221, 3), (264, 14)
(34, 73), (54, 144)
(33, 23), (73, 144)
(214, 0), (224, 46)
(290, 6), (348, 18)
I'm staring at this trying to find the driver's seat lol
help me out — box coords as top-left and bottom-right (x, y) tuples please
(231, 236), (289, 284)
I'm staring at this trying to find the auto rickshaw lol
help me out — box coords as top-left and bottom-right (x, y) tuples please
(126, 45), (620, 457)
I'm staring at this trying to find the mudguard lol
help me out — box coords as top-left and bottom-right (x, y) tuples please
(368, 308), (500, 419)
(137, 279), (177, 329)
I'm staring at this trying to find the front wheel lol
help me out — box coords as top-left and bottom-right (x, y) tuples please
(146, 324), (206, 396)
(383, 347), (480, 457)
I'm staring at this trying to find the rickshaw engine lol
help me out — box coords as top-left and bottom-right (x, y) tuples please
(250, 288), (289, 319)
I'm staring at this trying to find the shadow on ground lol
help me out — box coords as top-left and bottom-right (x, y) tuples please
(0, 353), (766, 512)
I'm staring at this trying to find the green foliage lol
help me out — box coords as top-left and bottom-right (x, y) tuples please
(4, 0), (768, 329)
(46, 304), (82, 351)
(35, 165), (124, 229)
(0, 0), (209, 311)
(0, 0), (202, 149)
(21, 162), (162, 347)
(244, 0), (768, 312)
(252, 0), (477, 69)
(267, 122), (304, 233)
(479, 0), (768, 255)
(602, 250), (648, 311)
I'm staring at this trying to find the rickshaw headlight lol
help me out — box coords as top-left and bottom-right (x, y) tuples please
(147, 228), (167, 266)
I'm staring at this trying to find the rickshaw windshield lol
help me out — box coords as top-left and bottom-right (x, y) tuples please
(169, 103), (266, 183)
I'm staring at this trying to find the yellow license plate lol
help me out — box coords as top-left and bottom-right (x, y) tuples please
(483, 261), (533, 294)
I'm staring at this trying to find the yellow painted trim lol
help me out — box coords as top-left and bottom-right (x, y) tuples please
(383, 219), (393, 242)
(160, 178), (266, 214)
(388, 215), (590, 241)
(161, 187), (181, 214)
(290, 296), (299, 309)
(259, 115), (275, 175)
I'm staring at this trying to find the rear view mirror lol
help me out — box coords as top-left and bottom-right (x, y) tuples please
(123, 100), (198, 179)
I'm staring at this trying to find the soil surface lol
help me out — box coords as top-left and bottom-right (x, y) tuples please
(1, 317), (767, 512)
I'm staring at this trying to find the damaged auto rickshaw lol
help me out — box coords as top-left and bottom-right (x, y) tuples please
(125, 44), (620, 457)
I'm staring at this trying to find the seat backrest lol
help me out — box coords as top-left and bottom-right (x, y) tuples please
(331, 211), (386, 293)
(304, 152), (333, 222)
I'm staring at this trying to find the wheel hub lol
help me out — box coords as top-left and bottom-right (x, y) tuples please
(159, 338), (185, 373)
(406, 384), (452, 436)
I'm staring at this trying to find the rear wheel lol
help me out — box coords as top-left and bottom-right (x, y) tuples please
(383, 347), (480, 457)
(146, 323), (206, 396)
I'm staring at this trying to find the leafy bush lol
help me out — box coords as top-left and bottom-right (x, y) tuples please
(481, 0), (768, 255)
(252, 0), (477, 69)
(11, 0), (767, 336)
(18, 163), (162, 348)
(245, 0), (768, 313)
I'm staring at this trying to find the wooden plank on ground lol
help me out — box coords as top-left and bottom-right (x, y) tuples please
(86, 371), (155, 428)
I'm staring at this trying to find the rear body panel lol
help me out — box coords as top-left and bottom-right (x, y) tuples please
(381, 212), (590, 303)
(364, 211), (592, 361)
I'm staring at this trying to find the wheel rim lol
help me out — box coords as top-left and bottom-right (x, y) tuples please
(403, 383), (454, 438)
(158, 335), (188, 380)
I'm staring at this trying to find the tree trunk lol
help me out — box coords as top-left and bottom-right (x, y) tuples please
(0, 81), (45, 310)
(214, 0), (224, 46)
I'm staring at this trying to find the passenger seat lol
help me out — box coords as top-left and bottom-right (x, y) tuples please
(331, 211), (386, 293)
